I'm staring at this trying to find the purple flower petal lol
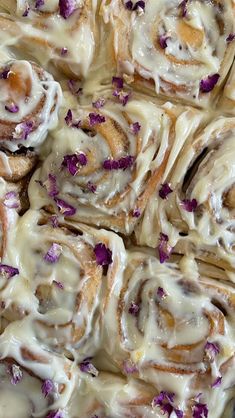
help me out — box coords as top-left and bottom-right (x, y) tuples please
(35, 0), (44, 8)
(179, 0), (188, 17)
(87, 181), (97, 193)
(159, 35), (170, 49)
(112, 76), (123, 89)
(80, 358), (99, 377)
(5, 103), (19, 113)
(204, 341), (220, 362)
(50, 215), (59, 228)
(133, 1), (145, 11)
(44, 243), (62, 264)
(67, 79), (83, 96)
(3, 191), (20, 209)
(211, 376), (222, 388)
(13, 121), (34, 140)
(132, 208), (141, 218)
(62, 153), (87, 176)
(22, 6), (30, 16)
(159, 183), (173, 199)
(0, 69), (10, 79)
(8, 364), (23, 385)
(89, 113), (106, 126)
(59, 0), (76, 19)
(181, 198), (197, 212)
(46, 411), (63, 418)
(94, 243), (112, 266)
(226, 33), (235, 43)
(61, 47), (68, 55)
(125, 0), (133, 10)
(128, 302), (140, 317)
(123, 359), (138, 374)
(200, 74), (220, 93)
(65, 109), (73, 126)
(130, 122), (141, 135)
(54, 197), (76, 216)
(41, 379), (54, 397)
(103, 156), (134, 170)
(0, 264), (19, 279)
(113, 90), (130, 106)
(192, 403), (208, 418)
(53, 280), (64, 289)
(157, 286), (167, 299)
(43, 174), (59, 198)
(92, 98), (106, 109)
(152, 391), (183, 418)
(158, 233), (172, 264)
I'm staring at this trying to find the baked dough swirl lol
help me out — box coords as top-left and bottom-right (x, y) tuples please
(102, 0), (235, 107)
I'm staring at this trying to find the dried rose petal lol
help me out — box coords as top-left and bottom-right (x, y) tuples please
(0, 264), (19, 279)
(46, 411), (63, 418)
(50, 215), (59, 228)
(92, 98), (106, 109)
(3, 191), (20, 209)
(152, 391), (183, 418)
(159, 35), (170, 49)
(80, 358), (99, 377)
(54, 197), (76, 216)
(22, 6), (30, 16)
(13, 121), (34, 140)
(89, 113), (106, 126)
(59, 0), (76, 19)
(94, 243), (113, 266)
(157, 287), (167, 299)
(35, 0), (44, 8)
(61, 47), (68, 55)
(8, 364), (23, 385)
(41, 379), (54, 397)
(65, 109), (73, 126)
(0, 69), (10, 79)
(211, 376), (222, 388)
(123, 359), (138, 374)
(132, 208), (141, 218)
(226, 33), (235, 43)
(103, 156), (134, 170)
(204, 341), (220, 362)
(87, 181), (97, 193)
(113, 90), (130, 106)
(200, 74), (220, 93)
(130, 122), (141, 135)
(128, 302), (140, 317)
(192, 403), (208, 418)
(5, 103), (19, 113)
(44, 243), (62, 264)
(158, 233), (172, 264)
(159, 183), (173, 199)
(181, 198), (197, 212)
(43, 174), (59, 198)
(179, 0), (188, 17)
(125, 0), (133, 9)
(62, 153), (87, 176)
(53, 280), (64, 289)
(133, 1), (145, 11)
(112, 76), (123, 89)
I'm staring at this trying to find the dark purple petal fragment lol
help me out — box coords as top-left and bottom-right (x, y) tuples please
(0, 264), (19, 279)
(46, 411), (63, 418)
(92, 98), (106, 109)
(54, 198), (76, 216)
(157, 286), (167, 299)
(62, 153), (87, 176)
(53, 280), (64, 289)
(80, 358), (99, 377)
(226, 33), (235, 43)
(87, 181), (97, 193)
(130, 122), (141, 135)
(133, 1), (145, 11)
(132, 208), (141, 218)
(103, 156), (134, 171)
(152, 391), (183, 418)
(112, 76), (123, 89)
(44, 174), (59, 198)
(22, 6), (30, 16)
(89, 113), (106, 126)
(35, 0), (44, 8)
(125, 0), (133, 10)
(13, 121), (34, 140)
(61, 47), (68, 55)
(204, 341), (220, 362)
(192, 403), (208, 418)
(44, 243), (62, 264)
(159, 183), (173, 199)
(128, 302), (140, 317)
(5, 103), (19, 113)
(199, 74), (220, 93)
(181, 198), (198, 212)
(158, 233), (172, 264)
(59, 0), (76, 19)
(50, 215), (59, 228)
(41, 379), (54, 397)
(179, 0), (188, 17)
(3, 191), (20, 209)
(113, 90), (130, 106)
(94, 243), (113, 266)
(123, 360), (138, 374)
(211, 376), (222, 388)
(8, 364), (23, 385)
(159, 35), (170, 49)
(0, 69), (10, 79)
(65, 109), (73, 126)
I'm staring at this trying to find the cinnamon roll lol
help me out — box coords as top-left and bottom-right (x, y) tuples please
(0, 208), (125, 357)
(102, 0), (235, 108)
(137, 116), (235, 271)
(0, 0), (98, 79)
(30, 94), (204, 234)
(0, 320), (76, 417)
(101, 249), (235, 417)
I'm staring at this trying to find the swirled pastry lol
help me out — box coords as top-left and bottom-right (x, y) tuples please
(102, 0), (235, 107)
(0, 0), (98, 78)
(0, 208), (125, 358)
(137, 116), (235, 271)
(101, 249), (235, 417)
(29, 95), (204, 234)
